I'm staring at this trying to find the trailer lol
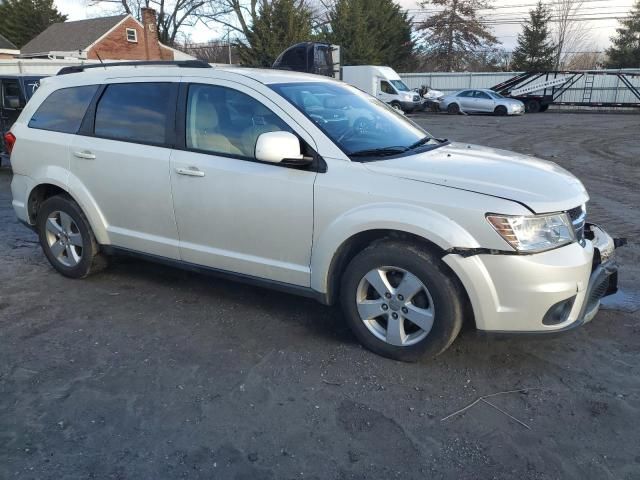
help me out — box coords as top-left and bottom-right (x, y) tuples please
(491, 70), (640, 113)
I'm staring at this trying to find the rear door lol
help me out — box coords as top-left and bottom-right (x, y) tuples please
(1, 78), (23, 153)
(69, 79), (180, 259)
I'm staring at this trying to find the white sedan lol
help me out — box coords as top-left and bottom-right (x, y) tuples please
(439, 89), (525, 115)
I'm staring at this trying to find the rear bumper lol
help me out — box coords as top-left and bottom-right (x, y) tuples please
(444, 224), (620, 333)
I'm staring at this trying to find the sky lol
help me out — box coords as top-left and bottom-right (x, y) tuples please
(53, 0), (636, 51)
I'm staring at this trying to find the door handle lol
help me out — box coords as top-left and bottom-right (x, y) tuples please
(73, 150), (96, 160)
(175, 167), (205, 177)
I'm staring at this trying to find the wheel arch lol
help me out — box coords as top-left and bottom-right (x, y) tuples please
(26, 177), (110, 244)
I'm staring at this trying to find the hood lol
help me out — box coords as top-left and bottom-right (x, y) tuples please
(363, 143), (589, 213)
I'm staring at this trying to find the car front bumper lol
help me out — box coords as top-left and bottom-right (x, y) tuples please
(443, 224), (620, 333)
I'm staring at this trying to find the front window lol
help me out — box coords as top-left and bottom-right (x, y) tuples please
(488, 91), (504, 99)
(270, 82), (444, 159)
(390, 80), (410, 92)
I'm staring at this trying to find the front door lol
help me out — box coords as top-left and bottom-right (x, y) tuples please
(378, 80), (398, 105)
(70, 80), (180, 259)
(170, 81), (316, 286)
(473, 90), (495, 112)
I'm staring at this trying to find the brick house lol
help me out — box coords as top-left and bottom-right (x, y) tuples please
(19, 9), (191, 61)
(0, 33), (19, 59)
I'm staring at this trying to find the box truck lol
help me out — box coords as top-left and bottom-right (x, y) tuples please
(341, 66), (422, 112)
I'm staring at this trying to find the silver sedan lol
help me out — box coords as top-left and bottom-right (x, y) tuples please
(439, 89), (525, 116)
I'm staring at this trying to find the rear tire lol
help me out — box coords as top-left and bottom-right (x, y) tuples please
(494, 105), (508, 116)
(447, 103), (460, 115)
(526, 99), (541, 113)
(36, 195), (107, 278)
(340, 241), (465, 362)
(539, 104), (549, 112)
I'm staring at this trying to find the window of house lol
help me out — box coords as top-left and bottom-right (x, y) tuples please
(126, 28), (137, 43)
(28, 85), (98, 133)
(94, 83), (173, 145)
(186, 84), (292, 159)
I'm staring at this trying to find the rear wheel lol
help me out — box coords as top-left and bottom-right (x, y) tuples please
(526, 99), (541, 113)
(447, 103), (460, 115)
(494, 105), (508, 116)
(340, 241), (465, 361)
(539, 104), (549, 112)
(36, 195), (106, 278)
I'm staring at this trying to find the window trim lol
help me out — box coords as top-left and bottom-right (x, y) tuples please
(79, 81), (178, 148)
(126, 28), (138, 43)
(175, 82), (325, 172)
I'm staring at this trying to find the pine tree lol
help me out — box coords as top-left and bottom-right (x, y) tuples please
(511, 1), (556, 71)
(326, 0), (415, 71)
(416, 0), (499, 71)
(238, 0), (314, 67)
(605, 0), (640, 68)
(0, 0), (66, 49)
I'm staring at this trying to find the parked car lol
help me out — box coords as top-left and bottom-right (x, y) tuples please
(1, 74), (44, 165)
(341, 65), (422, 113)
(439, 89), (525, 115)
(6, 62), (620, 361)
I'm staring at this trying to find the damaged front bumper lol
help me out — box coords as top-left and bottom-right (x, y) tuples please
(443, 223), (625, 333)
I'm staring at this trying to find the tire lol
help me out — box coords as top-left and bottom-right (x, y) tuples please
(494, 105), (508, 116)
(340, 241), (466, 362)
(390, 101), (403, 112)
(539, 104), (549, 112)
(36, 195), (107, 278)
(447, 103), (460, 115)
(526, 99), (541, 113)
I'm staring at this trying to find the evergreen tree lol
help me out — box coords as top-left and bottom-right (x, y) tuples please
(0, 0), (66, 49)
(238, 0), (314, 67)
(326, 0), (415, 71)
(606, 0), (640, 68)
(511, 1), (556, 71)
(416, 0), (498, 71)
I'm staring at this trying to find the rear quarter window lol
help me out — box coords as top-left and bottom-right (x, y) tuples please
(28, 85), (98, 133)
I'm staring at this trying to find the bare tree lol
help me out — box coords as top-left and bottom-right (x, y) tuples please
(553, 0), (589, 69)
(88, 0), (230, 46)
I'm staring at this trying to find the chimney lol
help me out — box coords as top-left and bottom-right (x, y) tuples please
(140, 7), (158, 60)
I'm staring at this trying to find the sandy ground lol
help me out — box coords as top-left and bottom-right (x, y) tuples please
(1, 112), (639, 480)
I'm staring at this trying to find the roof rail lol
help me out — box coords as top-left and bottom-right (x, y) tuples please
(57, 60), (212, 76)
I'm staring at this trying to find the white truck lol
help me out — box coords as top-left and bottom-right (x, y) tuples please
(341, 65), (422, 113)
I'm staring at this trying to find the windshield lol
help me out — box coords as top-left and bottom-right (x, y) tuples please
(488, 91), (503, 99)
(390, 80), (410, 92)
(270, 82), (438, 159)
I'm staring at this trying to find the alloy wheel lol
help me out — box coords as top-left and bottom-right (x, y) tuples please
(44, 210), (83, 267)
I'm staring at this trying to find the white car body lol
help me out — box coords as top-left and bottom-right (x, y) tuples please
(341, 65), (421, 112)
(8, 65), (618, 350)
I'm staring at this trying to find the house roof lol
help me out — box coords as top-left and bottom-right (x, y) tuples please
(0, 32), (17, 50)
(21, 15), (127, 55)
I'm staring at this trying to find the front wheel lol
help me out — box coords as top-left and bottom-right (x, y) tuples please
(494, 105), (508, 116)
(340, 241), (466, 361)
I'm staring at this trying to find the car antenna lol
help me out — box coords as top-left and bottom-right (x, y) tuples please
(95, 51), (107, 70)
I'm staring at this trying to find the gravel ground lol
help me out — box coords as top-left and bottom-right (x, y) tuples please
(1, 112), (639, 480)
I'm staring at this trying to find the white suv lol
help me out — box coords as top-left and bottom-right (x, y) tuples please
(6, 61), (621, 361)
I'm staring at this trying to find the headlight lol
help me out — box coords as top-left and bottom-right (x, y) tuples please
(486, 213), (575, 252)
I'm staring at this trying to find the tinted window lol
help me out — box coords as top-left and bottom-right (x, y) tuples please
(186, 84), (291, 158)
(457, 90), (472, 97)
(474, 91), (491, 99)
(95, 83), (172, 144)
(28, 85), (97, 133)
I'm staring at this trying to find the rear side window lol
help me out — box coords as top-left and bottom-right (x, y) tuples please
(28, 85), (98, 133)
(94, 83), (172, 145)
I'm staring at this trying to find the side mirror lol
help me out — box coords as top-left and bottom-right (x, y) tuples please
(255, 131), (311, 165)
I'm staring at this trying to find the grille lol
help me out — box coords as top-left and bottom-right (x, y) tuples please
(567, 205), (586, 243)
(413, 95), (420, 102)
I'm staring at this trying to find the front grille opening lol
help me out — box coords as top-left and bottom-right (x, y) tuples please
(567, 205), (586, 243)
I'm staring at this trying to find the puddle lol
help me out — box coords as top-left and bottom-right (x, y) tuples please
(600, 289), (640, 313)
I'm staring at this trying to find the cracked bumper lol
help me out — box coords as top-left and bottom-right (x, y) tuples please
(443, 224), (620, 333)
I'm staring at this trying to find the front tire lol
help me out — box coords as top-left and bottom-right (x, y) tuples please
(447, 103), (460, 115)
(494, 105), (508, 116)
(36, 195), (106, 278)
(340, 241), (465, 361)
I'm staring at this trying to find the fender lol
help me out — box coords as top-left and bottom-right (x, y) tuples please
(310, 202), (480, 294)
(26, 167), (111, 245)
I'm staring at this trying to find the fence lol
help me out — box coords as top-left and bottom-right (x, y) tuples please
(399, 70), (640, 106)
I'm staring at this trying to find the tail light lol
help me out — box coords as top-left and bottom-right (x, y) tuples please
(3, 131), (16, 155)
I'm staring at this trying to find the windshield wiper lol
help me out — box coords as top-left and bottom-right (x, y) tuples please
(348, 146), (408, 157)
(407, 136), (448, 150)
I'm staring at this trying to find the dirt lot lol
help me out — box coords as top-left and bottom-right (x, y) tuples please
(1, 112), (639, 480)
